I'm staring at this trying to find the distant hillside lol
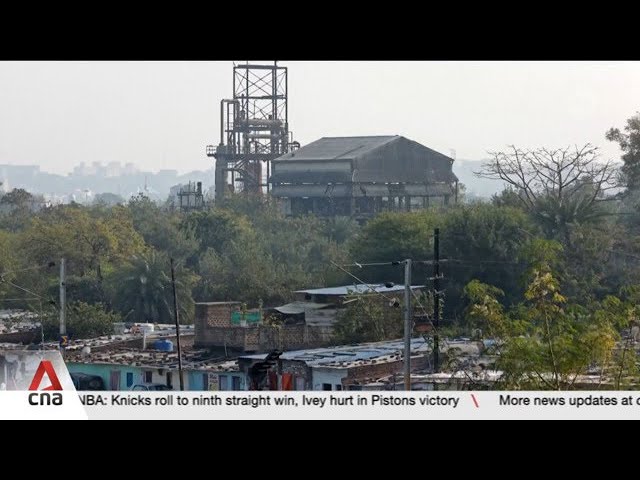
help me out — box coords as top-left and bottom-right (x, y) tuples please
(452, 159), (505, 199)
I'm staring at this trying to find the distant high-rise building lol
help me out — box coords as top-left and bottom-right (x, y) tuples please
(105, 161), (122, 177)
(124, 163), (137, 175)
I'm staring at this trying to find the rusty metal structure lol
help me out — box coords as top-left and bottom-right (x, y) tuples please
(207, 62), (298, 201)
(269, 135), (459, 219)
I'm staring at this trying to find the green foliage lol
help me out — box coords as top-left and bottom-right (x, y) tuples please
(491, 187), (524, 208)
(182, 208), (254, 256)
(109, 250), (197, 324)
(0, 188), (35, 208)
(353, 211), (434, 263)
(351, 205), (537, 318)
(465, 269), (637, 390)
(128, 194), (198, 262)
(607, 112), (640, 191)
(93, 192), (125, 206)
(333, 295), (402, 344)
(4, 178), (640, 359)
(441, 204), (536, 309)
(22, 204), (145, 279)
(322, 217), (360, 244)
(0, 188), (44, 231)
(531, 181), (615, 241)
(186, 195), (350, 306)
(41, 302), (121, 340)
(0, 230), (20, 298)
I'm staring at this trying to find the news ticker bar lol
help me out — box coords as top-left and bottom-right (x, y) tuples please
(4, 391), (640, 420)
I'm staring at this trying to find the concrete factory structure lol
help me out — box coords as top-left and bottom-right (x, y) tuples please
(269, 135), (459, 219)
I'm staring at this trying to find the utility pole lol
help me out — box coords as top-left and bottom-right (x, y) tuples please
(59, 258), (66, 338)
(170, 258), (185, 391)
(433, 228), (440, 373)
(403, 259), (412, 391)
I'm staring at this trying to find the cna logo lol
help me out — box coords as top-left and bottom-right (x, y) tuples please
(28, 360), (63, 391)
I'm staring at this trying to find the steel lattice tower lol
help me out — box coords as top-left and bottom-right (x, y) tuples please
(207, 61), (298, 200)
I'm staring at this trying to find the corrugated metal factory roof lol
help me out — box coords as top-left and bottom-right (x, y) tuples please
(275, 136), (400, 161)
(271, 135), (458, 187)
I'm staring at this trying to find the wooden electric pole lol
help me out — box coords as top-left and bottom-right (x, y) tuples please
(59, 258), (66, 337)
(403, 259), (412, 391)
(170, 258), (185, 391)
(433, 228), (440, 373)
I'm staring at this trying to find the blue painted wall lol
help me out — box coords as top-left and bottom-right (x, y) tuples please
(67, 363), (144, 390)
(67, 362), (247, 391)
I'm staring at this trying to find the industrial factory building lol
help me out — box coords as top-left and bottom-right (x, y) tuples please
(269, 135), (459, 218)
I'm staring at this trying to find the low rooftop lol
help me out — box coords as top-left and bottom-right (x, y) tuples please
(66, 348), (238, 372)
(296, 284), (424, 297)
(241, 338), (482, 369)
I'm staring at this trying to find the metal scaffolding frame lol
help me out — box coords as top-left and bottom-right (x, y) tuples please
(207, 61), (298, 201)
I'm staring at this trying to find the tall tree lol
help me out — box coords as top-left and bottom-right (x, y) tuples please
(109, 250), (197, 324)
(464, 250), (633, 390)
(128, 194), (198, 262)
(476, 145), (619, 239)
(607, 112), (640, 191)
(40, 302), (121, 340)
(22, 205), (145, 281)
(333, 294), (402, 344)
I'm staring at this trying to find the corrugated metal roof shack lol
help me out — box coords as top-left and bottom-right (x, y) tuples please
(270, 135), (458, 218)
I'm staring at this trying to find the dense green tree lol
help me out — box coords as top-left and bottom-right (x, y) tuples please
(22, 204), (145, 280)
(181, 208), (254, 257)
(93, 192), (125, 206)
(127, 194), (198, 262)
(40, 301), (121, 340)
(491, 187), (523, 208)
(195, 245), (280, 305)
(0, 230), (21, 300)
(477, 145), (619, 240)
(0, 188), (45, 231)
(184, 196), (350, 306)
(109, 250), (197, 324)
(440, 204), (537, 311)
(464, 252), (636, 390)
(0, 188), (35, 209)
(352, 211), (435, 264)
(333, 294), (402, 344)
(349, 205), (536, 319)
(322, 217), (360, 244)
(607, 112), (640, 191)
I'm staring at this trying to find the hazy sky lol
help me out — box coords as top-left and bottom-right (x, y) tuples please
(0, 61), (639, 175)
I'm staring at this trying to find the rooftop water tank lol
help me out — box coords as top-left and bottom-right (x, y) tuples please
(136, 323), (155, 334)
(154, 339), (174, 352)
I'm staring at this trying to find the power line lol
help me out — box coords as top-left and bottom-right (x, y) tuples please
(341, 258), (528, 269)
(332, 261), (448, 339)
(0, 262), (56, 276)
(329, 261), (404, 304)
(0, 278), (58, 310)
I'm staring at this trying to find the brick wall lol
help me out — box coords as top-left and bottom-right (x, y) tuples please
(194, 323), (334, 352)
(341, 354), (430, 387)
(0, 330), (38, 344)
(195, 302), (241, 329)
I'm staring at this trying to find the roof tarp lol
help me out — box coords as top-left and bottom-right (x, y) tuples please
(273, 302), (331, 315)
